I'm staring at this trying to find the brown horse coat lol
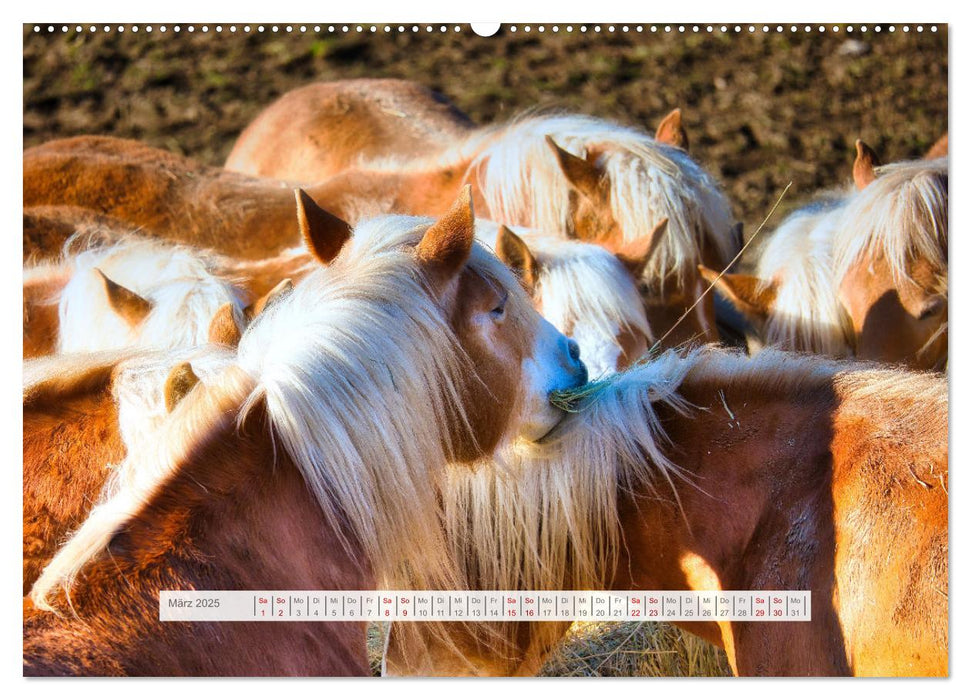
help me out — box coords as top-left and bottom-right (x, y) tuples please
(24, 136), (350, 261)
(386, 349), (948, 677)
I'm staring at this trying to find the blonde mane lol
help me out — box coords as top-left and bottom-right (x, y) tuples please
(832, 157), (948, 288)
(467, 114), (736, 283)
(46, 234), (246, 353)
(476, 220), (652, 379)
(755, 195), (856, 356)
(32, 214), (530, 611)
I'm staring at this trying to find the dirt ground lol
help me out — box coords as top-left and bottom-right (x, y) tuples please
(22, 23), (948, 678)
(24, 23), (947, 228)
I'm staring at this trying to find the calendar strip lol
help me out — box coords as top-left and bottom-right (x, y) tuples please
(160, 590), (811, 622)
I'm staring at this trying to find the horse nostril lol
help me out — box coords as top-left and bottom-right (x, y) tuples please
(567, 339), (581, 364)
(575, 361), (588, 386)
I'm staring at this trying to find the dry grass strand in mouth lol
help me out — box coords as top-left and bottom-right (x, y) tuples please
(549, 343), (671, 413)
(549, 377), (613, 413)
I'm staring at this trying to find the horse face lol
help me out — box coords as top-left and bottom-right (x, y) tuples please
(839, 255), (947, 369)
(447, 263), (588, 457)
(418, 190), (588, 461)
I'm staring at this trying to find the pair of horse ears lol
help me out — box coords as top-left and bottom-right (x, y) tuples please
(494, 218), (670, 293)
(699, 265), (778, 326)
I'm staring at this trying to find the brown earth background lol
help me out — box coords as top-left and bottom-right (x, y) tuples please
(22, 22), (948, 677)
(24, 23), (948, 228)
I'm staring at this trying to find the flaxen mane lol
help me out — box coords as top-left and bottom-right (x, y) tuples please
(360, 113), (735, 283)
(832, 157), (948, 289)
(31, 215), (528, 613)
(36, 234), (246, 353)
(469, 114), (736, 282)
(755, 195), (856, 356)
(476, 221), (651, 379)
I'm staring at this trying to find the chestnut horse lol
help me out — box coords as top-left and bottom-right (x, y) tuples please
(226, 79), (736, 347)
(24, 193), (587, 675)
(704, 143), (947, 370)
(24, 237), (245, 357)
(386, 347), (947, 677)
(23, 191), (333, 358)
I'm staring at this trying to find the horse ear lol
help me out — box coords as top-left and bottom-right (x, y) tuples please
(95, 268), (152, 326)
(615, 218), (669, 280)
(655, 108), (689, 151)
(164, 362), (200, 413)
(245, 278), (293, 320)
(925, 133), (948, 160)
(294, 188), (352, 264)
(495, 225), (539, 293)
(853, 139), (881, 190)
(417, 185), (475, 291)
(545, 135), (607, 203)
(698, 265), (776, 324)
(208, 302), (243, 346)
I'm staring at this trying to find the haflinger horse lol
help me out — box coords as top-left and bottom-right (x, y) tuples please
(23, 193), (335, 589)
(386, 346), (948, 677)
(22, 191), (335, 358)
(226, 79), (738, 347)
(22, 133), (654, 374)
(703, 141), (947, 370)
(23, 190), (589, 676)
(24, 236), (246, 358)
(481, 221), (656, 378)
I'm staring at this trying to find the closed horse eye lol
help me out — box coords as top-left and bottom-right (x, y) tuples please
(491, 291), (509, 318)
(917, 296), (945, 321)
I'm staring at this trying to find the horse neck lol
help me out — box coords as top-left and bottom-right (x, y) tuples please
(218, 251), (314, 302)
(618, 370), (840, 585)
(23, 374), (125, 594)
(113, 398), (370, 590)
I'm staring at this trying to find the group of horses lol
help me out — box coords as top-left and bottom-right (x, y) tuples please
(22, 79), (948, 676)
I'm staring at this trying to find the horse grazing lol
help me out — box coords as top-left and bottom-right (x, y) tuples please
(226, 79), (737, 347)
(704, 142), (947, 369)
(23, 136), (352, 261)
(386, 347), (947, 677)
(482, 221), (655, 377)
(23, 191), (588, 676)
